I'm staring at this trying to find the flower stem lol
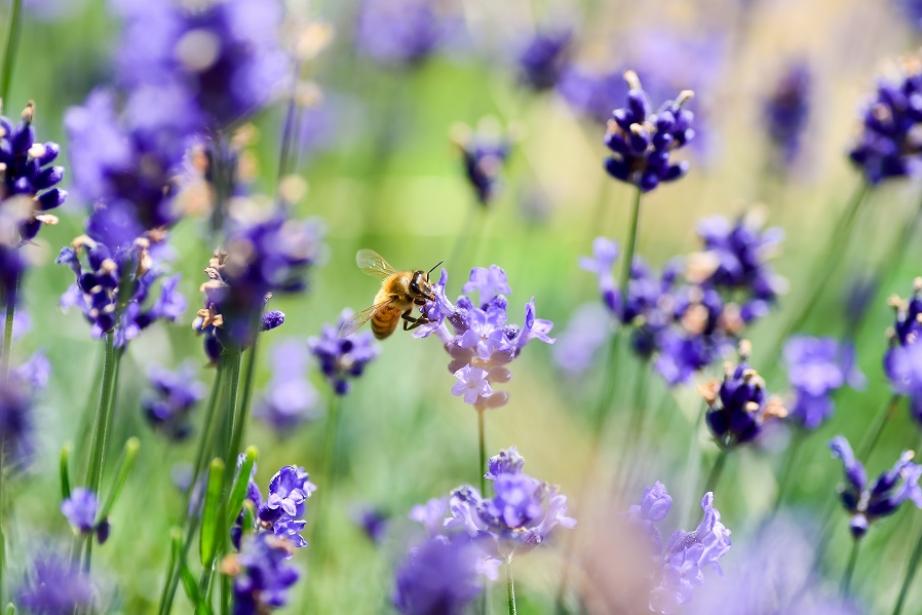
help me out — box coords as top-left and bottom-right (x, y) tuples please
(841, 538), (861, 597)
(84, 334), (120, 493)
(0, 297), (13, 377)
(892, 523), (922, 615)
(703, 448), (729, 496)
(619, 188), (643, 303)
(0, 0), (23, 104)
(612, 361), (648, 495)
(858, 393), (902, 459)
(478, 408), (487, 495)
(772, 429), (806, 513)
(506, 560), (517, 615)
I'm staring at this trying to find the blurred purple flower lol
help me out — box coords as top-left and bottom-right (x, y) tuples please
(256, 341), (321, 434)
(355, 0), (457, 68)
(61, 488), (108, 544)
(830, 436), (922, 538)
(354, 506), (389, 544)
(17, 551), (96, 614)
(308, 309), (379, 395)
(517, 28), (572, 92)
(452, 121), (512, 206)
(552, 303), (610, 378)
(392, 533), (486, 615)
(230, 534), (299, 614)
(558, 67), (627, 125)
(142, 363), (205, 441)
(784, 337), (864, 429)
(763, 61), (811, 168)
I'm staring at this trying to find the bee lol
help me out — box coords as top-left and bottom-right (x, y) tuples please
(347, 249), (442, 339)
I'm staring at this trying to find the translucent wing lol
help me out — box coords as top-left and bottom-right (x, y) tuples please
(339, 297), (396, 336)
(356, 249), (397, 279)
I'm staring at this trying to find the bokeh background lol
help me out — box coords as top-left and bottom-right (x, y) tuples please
(6, 0), (922, 612)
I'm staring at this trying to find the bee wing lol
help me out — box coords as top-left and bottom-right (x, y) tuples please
(339, 298), (396, 336)
(356, 249), (397, 279)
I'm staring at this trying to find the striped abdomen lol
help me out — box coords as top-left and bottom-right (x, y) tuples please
(371, 303), (403, 339)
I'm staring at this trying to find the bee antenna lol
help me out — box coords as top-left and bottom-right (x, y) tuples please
(427, 260), (444, 276)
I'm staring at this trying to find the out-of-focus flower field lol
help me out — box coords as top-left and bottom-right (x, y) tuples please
(4, 0), (922, 613)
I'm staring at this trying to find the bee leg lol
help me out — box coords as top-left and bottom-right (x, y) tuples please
(401, 311), (430, 331)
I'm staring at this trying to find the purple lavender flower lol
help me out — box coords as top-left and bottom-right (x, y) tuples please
(57, 234), (185, 347)
(452, 121), (512, 206)
(61, 488), (108, 544)
(603, 71), (694, 192)
(410, 497), (449, 535)
(17, 551), (96, 614)
(228, 534), (299, 614)
(194, 216), (324, 362)
(897, 0), (922, 30)
(517, 28), (572, 92)
(445, 449), (575, 552)
(416, 266), (553, 411)
(552, 303), (611, 378)
(142, 363), (205, 441)
(763, 61), (811, 167)
(354, 506), (389, 544)
(257, 465), (316, 549)
(829, 436), (922, 538)
(629, 483), (731, 615)
(0, 369), (34, 470)
(0, 102), (66, 241)
(703, 351), (787, 447)
(883, 279), (922, 421)
(355, 0), (455, 68)
(111, 0), (291, 130)
(308, 309), (379, 395)
(849, 63), (922, 184)
(392, 533), (486, 615)
(558, 66), (628, 125)
(784, 337), (864, 430)
(256, 341), (320, 434)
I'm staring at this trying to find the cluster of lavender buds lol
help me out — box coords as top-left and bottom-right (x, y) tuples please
(111, 0), (291, 130)
(0, 358), (44, 471)
(415, 266), (554, 411)
(256, 341), (321, 434)
(829, 436), (922, 537)
(783, 336), (864, 430)
(451, 120), (512, 206)
(16, 551), (97, 614)
(308, 310), (379, 395)
(236, 464), (316, 549)
(762, 61), (811, 167)
(630, 482), (731, 614)
(603, 71), (694, 193)
(702, 349), (787, 448)
(226, 533), (300, 614)
(444, 448), (575, 554)
(0, 102), (66, 241)
(57, 234), (185, 346)
(884, 278), (922, 421)
(517, 28), (573, 92)
(582, 212), (782, 385)
(848, 58), (922, 184)
(61, 488), (109, 544)
(194, 216), (324, 362)
(141, 363), (205, 441)
(355, 0), (455, 68)
(392, 533), (488, 615)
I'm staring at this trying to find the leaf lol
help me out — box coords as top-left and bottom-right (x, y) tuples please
(199, 458), (225, 566)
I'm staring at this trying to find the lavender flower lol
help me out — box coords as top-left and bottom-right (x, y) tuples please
(630, 483), (732, 614)
(257, 465), (316, 548)
(194, 216), (324, 362)
(0, 102), (66, 241)
(763, 61), (811, 168)
(848, 62), (922, 184)
(142, 363), (205, 441)
(603, 71), (694, 192)
(445, 448), (574, 553)
(552, 302), (611, 378)
(517, 28), (572, 92)
(111, 0), (291, 129)
(829, 436), (922, 537)
(415, 266), (554, 411)
(355, 0), (454, 68)
(884, 279), (922, 421)
(226, 534), (299, 614)
(0, 369), (34, 470)
(392, 534), (486, 615)
(897, 0), (922, 30)
(784, 337), (864, 429)
(558, 66), (628, 124)
(452, 121), (512, 206)
(409, 497), (449, 535)
(57, 234), (185, 347)
(17, 551), (96, 614)
(256, 341), (321, 434)
(354, 506), (389, 544)
(703, 350), (787, 447)
(308, 309), (379, 395)
(61, 488), (108, 544)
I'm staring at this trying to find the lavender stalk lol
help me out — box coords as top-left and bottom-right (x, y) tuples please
(0, 0), (22, 103)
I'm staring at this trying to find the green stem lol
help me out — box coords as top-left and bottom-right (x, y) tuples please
(226, 336), (259, 475)
(703, 448), (729, 496)
(478, 409), (487, 496)
(0, 0), (23, 104)
(858, 393), (902, 459)
(1, 298), (13, 377)
(84, 335), (120, 493)
(893, 523), (922, 615)
(506, 560), (517, 615)
(618, 188), (643, 303)
(841, 539), (861, 597)
(772, 429), (805, 513)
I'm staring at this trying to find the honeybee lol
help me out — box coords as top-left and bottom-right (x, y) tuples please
(347, 249), (442, 339)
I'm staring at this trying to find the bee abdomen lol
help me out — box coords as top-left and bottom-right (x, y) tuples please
(371, 306), (400, 339)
